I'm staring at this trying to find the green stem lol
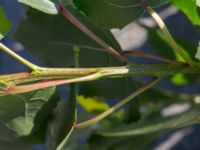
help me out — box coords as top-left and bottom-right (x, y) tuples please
(146, 8), (195, 67)
(0, 43), (40, 71)
(122, 50), (182, 64)
(33, 63), (199, 80)
(1, 63), (200, 95)
(75, 77), (160, 129)
(56, 126), (75, 150)
(73, 46), (79, 122)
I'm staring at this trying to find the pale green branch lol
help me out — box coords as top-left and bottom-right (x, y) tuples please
(75, 77), (161, 129)
(56, 126), (75, 150)
(0, 43), (41, 71)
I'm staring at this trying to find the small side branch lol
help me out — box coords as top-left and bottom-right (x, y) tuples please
(140, 0), (195, 67)
(122, 50), (182, 64)
(0, 43), (41, 71)
(75, 77), (161, 129)
(145, 8), (195, 67)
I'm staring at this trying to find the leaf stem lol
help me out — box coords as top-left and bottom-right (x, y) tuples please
(56, 126), (75, 150)
(122, 50), (182, 64)
(145, 8), (195, 66)
(75, 77), (160, 129)
(0, 43), (40, 71)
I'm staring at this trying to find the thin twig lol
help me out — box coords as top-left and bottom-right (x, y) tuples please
(122, 50), (182, 64)
(75, 77), (161, 129)
(139, 1), (195, 66)
(0, 43), (40, 71)
(56, 126), (75, 150)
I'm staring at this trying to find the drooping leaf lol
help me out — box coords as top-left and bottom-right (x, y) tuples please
(0, 6), (11, 40)
(18, 0), (58, 14)
(172, 0), (200, 26)
(73, 0), (171, 29)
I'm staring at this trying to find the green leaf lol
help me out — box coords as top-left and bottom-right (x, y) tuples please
(148, 0), (172, 7)
(73, 0), (171, 29)
(0, 134), (45, 150)
(170, 73), (189, 85)
(172, 0), (200, 26)
(0, 6), (11, 40)
(0, 87), (57, 149)
(144, 27), (176, 60)
(88, 103), (200, 149)
(144, 26), (198, 85)
(18, 0), (58, 14)
(123, 98), (141, 123)
(89, 132), (159, 150)
(99, 104), (200, 137)
(0, 87), (56, 138)
(48, 84), (76, 150)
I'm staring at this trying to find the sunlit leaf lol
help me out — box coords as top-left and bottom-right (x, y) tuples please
(77, 95), (109, 113)
(170, 74), (189, 85)
(172, 0), (200, 26)
(18, 0), (58, 14)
